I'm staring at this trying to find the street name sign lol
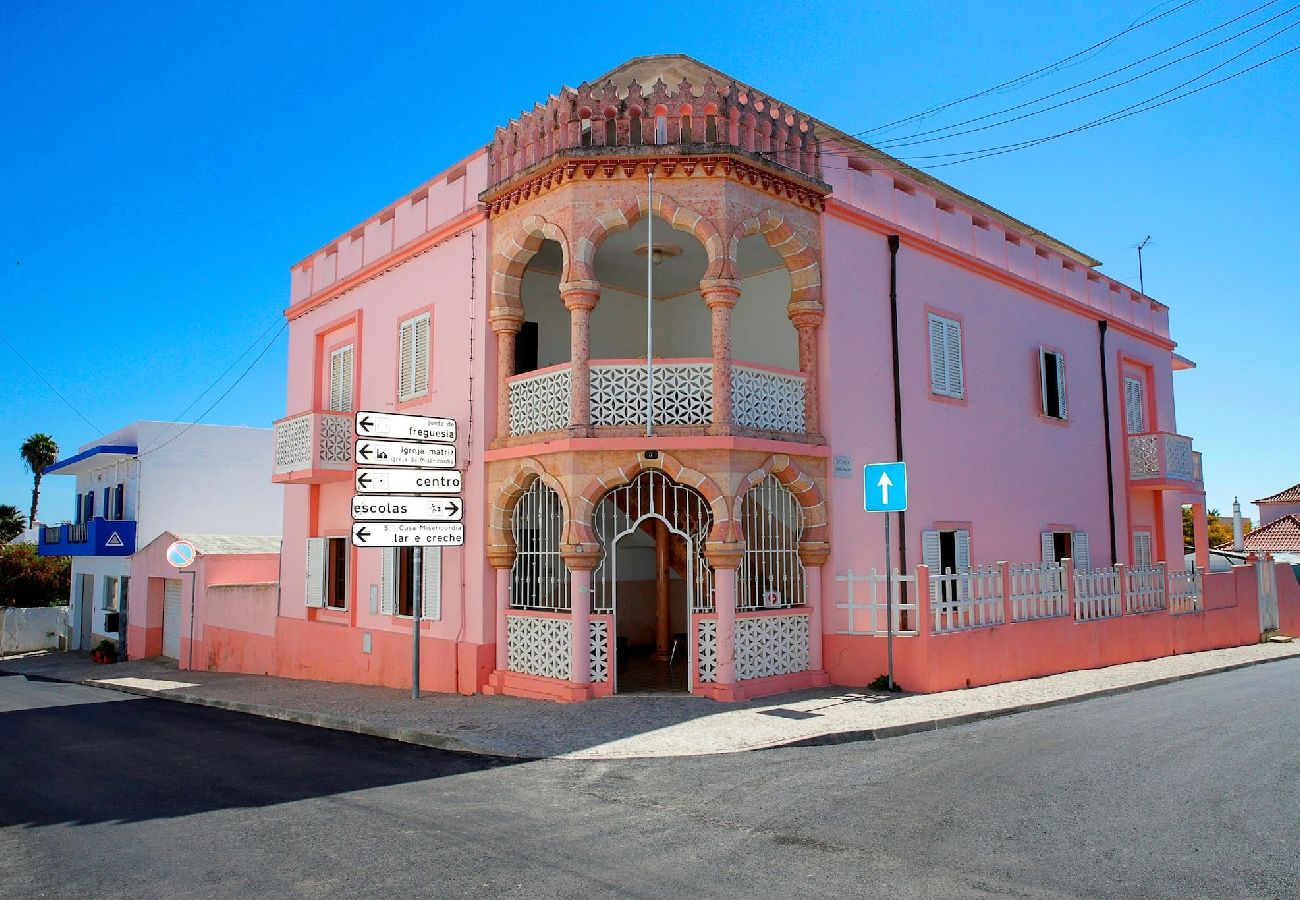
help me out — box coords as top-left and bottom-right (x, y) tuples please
(351, 522), (465, 547)
(354, 468), (462, 494)
(355, 410), (455, 444)
(351, 495), (463, 522)
(354, 438), (456, 469)
(864, 461), (908, 512)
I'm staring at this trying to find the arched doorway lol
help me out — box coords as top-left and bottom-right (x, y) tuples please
(591, 470), (713, 693)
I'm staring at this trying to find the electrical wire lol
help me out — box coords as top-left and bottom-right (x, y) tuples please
(871, 1), (1296, 150)
(0, 328), (104, 434)
(855, 0), (1205, 138)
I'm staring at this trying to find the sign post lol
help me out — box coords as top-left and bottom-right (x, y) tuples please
(166, 540), (199, 673)
(863, 462), (908, 691)
(350, 410), (464, 699)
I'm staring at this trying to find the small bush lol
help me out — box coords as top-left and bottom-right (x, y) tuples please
(868, 674), (904, 692)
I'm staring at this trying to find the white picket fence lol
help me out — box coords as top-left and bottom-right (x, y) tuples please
(1125, 564), (1167, 614)
(835, 568), (918, 636)
(1074, 566), (1123, 621)
(1009, 562), (1069, 621)
(1168, 567), (1204, 615)
(931, 565), (1004, 633)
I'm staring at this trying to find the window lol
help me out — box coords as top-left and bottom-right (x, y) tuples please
(928, 314), (964, 398)
(630, 113), (642, 145)
(1124, 376), (1146, 434)
(103, 488), (112, 519)
(113, 484), (125, 520)
(922, 528), (970, 603)
(737, 475), (806, 610)
(1042, 530), (1090, 571)
(1133, 531), (1153, 569)
(381, 547), (441, 620)
(305, 537), (349, 610)
(580, 116), (592, 147)
(680, 115), (692, 142)
(103, 576), (120, 612)
(1040, 349), (1067, 420)
(604, 117), (616, 145)
(329, 345), (354, 412)
(654, 114), (668, 145)
(514, 322), (539, 375)
(83, 492), (95, 522)
(705, 114), (718, 142)
(398, 313), (430, 402)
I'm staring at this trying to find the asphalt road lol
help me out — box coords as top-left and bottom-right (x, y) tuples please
(1, 660), (1297, 899)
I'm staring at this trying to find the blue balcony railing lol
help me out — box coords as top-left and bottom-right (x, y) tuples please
(38, 517), (136, 557)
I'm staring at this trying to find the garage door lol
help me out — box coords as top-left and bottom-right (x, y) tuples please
(163, 578), (182, 659)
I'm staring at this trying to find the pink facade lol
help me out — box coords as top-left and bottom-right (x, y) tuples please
(178, 54), (1294, 702)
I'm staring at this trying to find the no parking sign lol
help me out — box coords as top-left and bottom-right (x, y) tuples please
(166, 540), (197, 569)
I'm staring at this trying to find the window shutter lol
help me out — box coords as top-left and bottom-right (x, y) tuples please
(1133, 532), (1152, 569)
(398, 320), (415, 401)
(413, 315), (430, 398)
(955, 530), (971, 572)
(1041, 531), (1056, 563)
(380, 548), (395, 615)
(421, 547), (441, 620)
(928, 316), (947, 394)
(922, 530), (942, 600)
(1124, 377), (1145, 434)
(1055, 354), (1067, 421)
(1072, 532), (1091, 571)
(86, 492), (95, 520)
(944, 319), (963, 397)
(1039, 349), (1050, 416)
(305, 538), (326, 608)
(329, 346), (353, 412)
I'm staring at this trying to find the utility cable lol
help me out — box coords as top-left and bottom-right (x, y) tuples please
(0, 328), (104, 434)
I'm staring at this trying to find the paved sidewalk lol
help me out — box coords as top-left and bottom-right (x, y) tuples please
(3, 642), (1296, 759)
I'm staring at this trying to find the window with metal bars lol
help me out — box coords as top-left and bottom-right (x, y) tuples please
(738, 475), (806, 610)
(510, 480), (570, 611)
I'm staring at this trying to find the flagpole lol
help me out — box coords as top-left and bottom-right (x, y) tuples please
(646, 169), (654, 438)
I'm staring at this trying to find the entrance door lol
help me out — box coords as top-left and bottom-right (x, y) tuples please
(163, 578), (183, 659)
(78, 574), (94, 650)
(591, 470), (713, 694)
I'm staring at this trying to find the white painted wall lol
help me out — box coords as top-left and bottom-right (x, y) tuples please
(68, 556), (131, 649)
(0, 606), (69, 654)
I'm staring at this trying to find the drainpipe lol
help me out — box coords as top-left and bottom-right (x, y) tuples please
(1098, 320), (1118, 565)
(887, 235), (907, 581)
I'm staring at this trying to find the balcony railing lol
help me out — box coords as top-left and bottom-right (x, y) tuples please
(1128, 432), (1202, 488)
(506, 359), (807, 438)
(272, 410), (354, 483)
(38, 517), (136, 557)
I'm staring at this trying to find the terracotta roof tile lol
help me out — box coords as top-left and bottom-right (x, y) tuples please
(1254, 482), (1300, 504)
(1217, 515), (1300, 552)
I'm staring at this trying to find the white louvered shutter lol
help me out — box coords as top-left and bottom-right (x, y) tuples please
(928, 316), (947, 394)
(955, 529), (972, 600)
(412, 315), (430, 398)
(421, 547), (441, 620)
(1072, 532), (1091, 571)
(329, 346), (353, 411)
(1041, 531), (1056, 563)
(922, 529), (942, 600)
(1039, 349), (1050, 416)
(380, 548), (395, 615)
(305, 538), (326, 608)
(1133, 532), (1152, 569)
(1124, 377), (1145, 434)
(944, 318), (963, 397)
(398, 319), (416, 401)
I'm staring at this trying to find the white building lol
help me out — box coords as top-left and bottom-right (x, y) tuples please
(38, 421), (283, 652)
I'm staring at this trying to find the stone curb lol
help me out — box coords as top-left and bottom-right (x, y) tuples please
(9, 649), (1295, 761)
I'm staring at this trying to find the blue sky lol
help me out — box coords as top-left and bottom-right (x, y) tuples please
(2, 0), (1296, 527)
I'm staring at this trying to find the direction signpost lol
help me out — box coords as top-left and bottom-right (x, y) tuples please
(351, 410), (463, 698)
(864, 461), (908, 691)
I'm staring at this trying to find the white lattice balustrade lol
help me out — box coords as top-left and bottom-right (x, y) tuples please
(273, 415), (313, 474)
(696, 619), (718, 683)
(734, 614), (810, 681)
(590, 362), (713, 426)
(731, 366), (806, 433)
(506, 614), (571, 680)
(509, 368), (571, 436)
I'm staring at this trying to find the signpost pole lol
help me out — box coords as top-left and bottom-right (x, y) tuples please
(884, 512), (894, 691)
(412, 546), (422, 699)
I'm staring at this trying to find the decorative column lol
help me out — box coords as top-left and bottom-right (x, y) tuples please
(701, 279), (740, 434)
(789, 302), (825, 436)
(490, 312), (523, 440)
(560, 281), (600, 436)
(487, 547), (515, 672)
(799, 541), (831, 672)
(706, 541), (745, 688)
(562, 546), (602, 689)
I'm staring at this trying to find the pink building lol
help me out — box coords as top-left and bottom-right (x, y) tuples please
(245, 54), (1258, 702)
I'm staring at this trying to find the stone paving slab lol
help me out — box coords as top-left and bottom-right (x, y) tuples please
(3, 642), (1296, 760)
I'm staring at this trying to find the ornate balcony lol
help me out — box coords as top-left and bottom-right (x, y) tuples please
(1128, 432), (1203, 491)
(505, 358), (807, 440)
(272, 410), (354, 484)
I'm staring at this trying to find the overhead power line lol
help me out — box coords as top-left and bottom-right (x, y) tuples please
(0, 328), (104, 434)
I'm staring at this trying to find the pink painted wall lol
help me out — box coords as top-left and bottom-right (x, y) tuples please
(1259, 500), (1300, 528)
(1277, 562), (1300, 634)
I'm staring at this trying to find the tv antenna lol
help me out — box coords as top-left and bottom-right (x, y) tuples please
(1136, 235), (1152, 295)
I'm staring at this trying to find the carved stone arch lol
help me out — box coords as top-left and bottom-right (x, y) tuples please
(726, 209), (822, 310)
(733, 454), (828, 544)
(488, 458), (574, 562)
(571, 453), (731, 545)
(489, 215), (570, 324)
(570, 192), (726, 284)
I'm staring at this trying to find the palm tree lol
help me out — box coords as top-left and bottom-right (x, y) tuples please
(19, 433), (59, 528)
(0, 504), (25, 542)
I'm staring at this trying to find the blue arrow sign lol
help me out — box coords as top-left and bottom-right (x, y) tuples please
(864, 462), (907, 512)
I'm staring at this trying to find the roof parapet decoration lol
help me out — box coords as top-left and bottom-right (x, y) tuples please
(488, 76), (821, 188)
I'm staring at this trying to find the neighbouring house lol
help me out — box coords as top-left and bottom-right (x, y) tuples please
(37, 422), (283, 654)
(1254, 482), (1300, 529)
(193, 53), (1293, 701)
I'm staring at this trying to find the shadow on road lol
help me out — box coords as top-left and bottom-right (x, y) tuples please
(0, 675), (519, 829)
